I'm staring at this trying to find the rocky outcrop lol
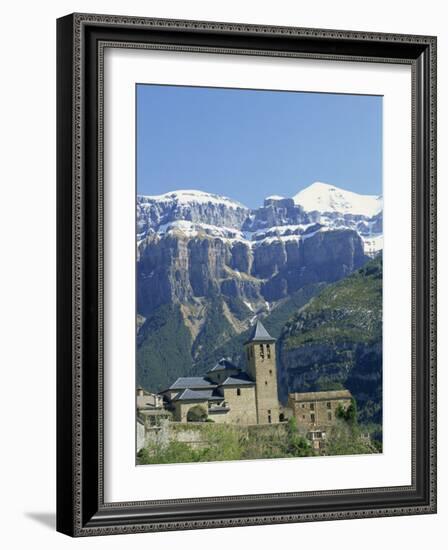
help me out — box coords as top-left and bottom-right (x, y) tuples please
(243, 197), (311, 231)
(137, 191), (250, 238)
(305, 210), (383, 239)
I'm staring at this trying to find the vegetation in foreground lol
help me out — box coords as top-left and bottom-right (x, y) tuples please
(137, 409), (378, 465)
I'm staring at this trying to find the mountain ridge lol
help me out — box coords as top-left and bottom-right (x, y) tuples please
(136, 181), (382, 395)
(137, 181), (383, 256)
(138, 181), (382, 215)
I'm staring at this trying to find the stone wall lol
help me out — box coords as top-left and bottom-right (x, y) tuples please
(218, 385), (257, 424)
(139, 420), (288, 452)
(137, 420), (146, 452)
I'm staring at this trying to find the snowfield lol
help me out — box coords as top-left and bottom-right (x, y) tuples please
(293, 181), (382, 217)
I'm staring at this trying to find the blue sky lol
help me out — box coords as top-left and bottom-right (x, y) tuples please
(136, 84), (382, 208)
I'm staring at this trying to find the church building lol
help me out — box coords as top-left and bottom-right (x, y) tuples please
(160, 320), (282, 425)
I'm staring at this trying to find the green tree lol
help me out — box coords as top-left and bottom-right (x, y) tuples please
(345, 398), (358, 426)
(286, 417), (315, 457)
(137, 441), (202, 464)
(325, 421), (372, 456)
(335, 398), (358, 427)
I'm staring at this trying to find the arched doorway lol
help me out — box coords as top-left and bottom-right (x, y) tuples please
(186, 405), (207, 422)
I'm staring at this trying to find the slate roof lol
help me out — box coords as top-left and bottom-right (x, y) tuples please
(167, 377), (216, 390)
(221, 373), (255, 386)
(172, 388), (222, 402)
(244, 320), (276, 344)
(207, 357), (240, 373)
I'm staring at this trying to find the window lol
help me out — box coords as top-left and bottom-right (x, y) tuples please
(268, 409), (271, 414)
(259, 344), (264, 358)
(327, 401), (332, 409)
(268, 415), (272, 424)
(301, 404), (305, 409)
(236, 388), (241, 396)
(265, 381), (268, 386)
(328, 412), (332, 421)
(311, 413), (315, 422)
(310, 403), (315, 410)
(302, 415), (306, 419)
(269, 369), (272, 375)
(266, 344), (271, 358)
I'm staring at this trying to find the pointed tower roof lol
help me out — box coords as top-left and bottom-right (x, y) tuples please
(244, 320), (276, 345)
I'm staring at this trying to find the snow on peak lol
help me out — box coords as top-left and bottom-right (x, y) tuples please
(293, 181), (382, 217)
(265, 195), (285, 201)
(139, 189), (247, 210)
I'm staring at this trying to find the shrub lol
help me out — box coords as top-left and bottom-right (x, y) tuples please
(186, 405), (207, 422)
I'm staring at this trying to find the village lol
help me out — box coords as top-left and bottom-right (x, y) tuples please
(136, 320), (371, 457)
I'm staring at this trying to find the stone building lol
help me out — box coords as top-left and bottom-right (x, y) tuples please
(136, 386), (171, 427)
(160, 364), (257, 425)
(288, 389), (352, 430)
(139, 320), (354, 430)
(160, 320), (282, 425)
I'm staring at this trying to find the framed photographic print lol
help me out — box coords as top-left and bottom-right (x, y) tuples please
(56, 13), (437, 536)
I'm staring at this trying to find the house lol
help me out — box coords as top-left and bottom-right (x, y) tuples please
(288, 389), (353, 429)
(136, 386), (171, 427)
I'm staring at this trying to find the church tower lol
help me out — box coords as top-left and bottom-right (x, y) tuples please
(244, 320), (280, 424)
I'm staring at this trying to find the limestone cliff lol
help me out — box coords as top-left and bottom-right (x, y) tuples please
(136, 184), (381, 395)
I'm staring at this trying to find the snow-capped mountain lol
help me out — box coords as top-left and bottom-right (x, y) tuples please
(137, 182), (382, 256)
(137, 189), (250, 241)
(141, 189), (247, 209)
(136, 182), (382, 394)
(293, 181), (382, 217)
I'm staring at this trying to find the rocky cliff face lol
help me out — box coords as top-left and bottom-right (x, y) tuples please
(243, 197), (311, 231)
(137, 227), (367, 316)
(137, 190), (249, 239)
(136, 184), (382, 394)
(137, 187), (383, 257)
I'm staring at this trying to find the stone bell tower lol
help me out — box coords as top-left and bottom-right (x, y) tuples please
(244, 320), (280, 424)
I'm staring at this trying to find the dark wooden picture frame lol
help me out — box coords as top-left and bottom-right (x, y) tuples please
(57, 13), (437, 537)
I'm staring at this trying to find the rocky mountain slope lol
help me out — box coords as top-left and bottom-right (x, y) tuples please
(277, 254), (383, 424)
(136, 183), (382, 393)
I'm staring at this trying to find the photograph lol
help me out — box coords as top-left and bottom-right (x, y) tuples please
(135, 84), (384, 465)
